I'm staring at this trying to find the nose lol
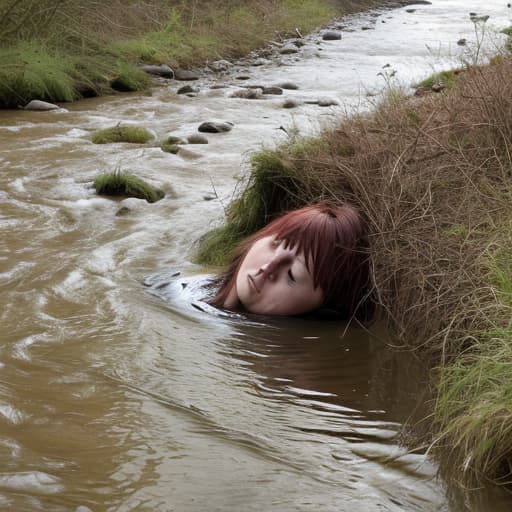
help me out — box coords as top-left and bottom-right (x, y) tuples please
(259, 247), (294, 280)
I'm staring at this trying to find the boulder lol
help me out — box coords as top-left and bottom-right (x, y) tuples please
(174, 69), (199, 81)
(322, 31), (342, 41)
(140, 64), (174, 78)
(187, 134), (209, 144)
(230, 88), (263, 99)
(209, 60), (231, 72)
(406, 9), (416, 13)
(278, 82), (299, 90)
(318, 98), (339, 107)
(198, 121), (234, 133)
(23, 100), (60, 111)
(262, 87), (283, 95)
(177, 84), (199, 94)
(457, 38), (467, 46)
(279, 44), (299, 55)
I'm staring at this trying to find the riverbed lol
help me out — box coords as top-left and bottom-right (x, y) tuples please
(1, 1), (512, 511)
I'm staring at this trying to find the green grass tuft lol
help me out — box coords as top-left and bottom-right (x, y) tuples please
(92, 125), (153, 144)
(93, 170), (164, 203)
(194, 145), (321, 265)
(0, 41), (79, 108)
(110, 62), (149, 92)
(417, 69), (458, 90)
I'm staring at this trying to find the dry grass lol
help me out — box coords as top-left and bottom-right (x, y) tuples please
(196, 57), (512, 486)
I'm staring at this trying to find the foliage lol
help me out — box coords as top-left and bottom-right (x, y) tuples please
(0, 42), (78, 108)
(93, 170), (164, 203)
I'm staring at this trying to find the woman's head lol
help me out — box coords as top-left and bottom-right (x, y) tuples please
(211, 203), (371, 317)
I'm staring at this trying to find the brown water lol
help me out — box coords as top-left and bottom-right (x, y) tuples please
(2, 2), (512, 511)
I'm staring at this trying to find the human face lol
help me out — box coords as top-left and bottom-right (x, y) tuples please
(233, 236), (324, 316)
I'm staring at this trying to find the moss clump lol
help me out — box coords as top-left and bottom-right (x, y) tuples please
(161, 142), (179, 154)
(93, 170), (164, 203)
(92, 126), (153, 144)
(160, 135), (185, 153)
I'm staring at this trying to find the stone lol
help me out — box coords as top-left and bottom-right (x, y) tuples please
(174, 69), (199, 81)
(209, 60), (231, 72)
(262, 87), (283, 95)
(252, 58), (270, 66)
(322, 31), (342, 41)
(457, 38), (467, 46)
(235, 75), (251, 80)
(198, 121), (233, 133)
(406, 9), (416, 13)
(431, 82), (445, 93)
(278, 82), (299, 90)
(361, 26), (374, 31)
(318, 98), (339, 107)
(470, 14), (490, 22)
(279, 43), (299, 55)
(140, 64), (174, 78)
(283, 99), (300, 109)
(177, 84), (199, 94)
(230, 88), (263, 99)
(187, 134), (208, 144)
(414, 86), (430, 97)
(115, 206), (131, 216)
(23, 100), (60, 111)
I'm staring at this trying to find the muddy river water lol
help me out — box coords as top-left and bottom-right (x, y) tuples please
(2, 1), (512, 511)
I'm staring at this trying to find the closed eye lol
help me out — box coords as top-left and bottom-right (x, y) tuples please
(287, 269), (296, 283)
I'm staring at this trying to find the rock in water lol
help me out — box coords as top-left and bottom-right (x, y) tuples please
(177, 85), (199, 94)
(174, 69), (200, 81)
(198, 121), (234, 133)
(23, 100), (60, 111)
(322, 31), (342, 41)
(262, 87), (283, 95)
(187, 134), (209, 144)
(230, 88), (263, 99)
(140, 64), (174, 78)
(209, 60), (231, 72)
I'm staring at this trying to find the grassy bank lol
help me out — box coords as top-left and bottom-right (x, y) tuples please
(195, 56), (512, 487)
(0, 0), (383, 108)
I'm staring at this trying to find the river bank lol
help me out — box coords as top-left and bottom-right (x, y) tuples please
(0, 0), (413, 109)
(196, 47), (512, 487)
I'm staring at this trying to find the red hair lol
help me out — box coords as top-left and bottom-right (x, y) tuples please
(210, 203), (372, 317)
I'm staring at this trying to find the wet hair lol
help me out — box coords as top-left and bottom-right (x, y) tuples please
(210, 203), (373, 318)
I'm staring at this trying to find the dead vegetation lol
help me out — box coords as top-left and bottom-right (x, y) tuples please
(197, 56), (512, 486)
